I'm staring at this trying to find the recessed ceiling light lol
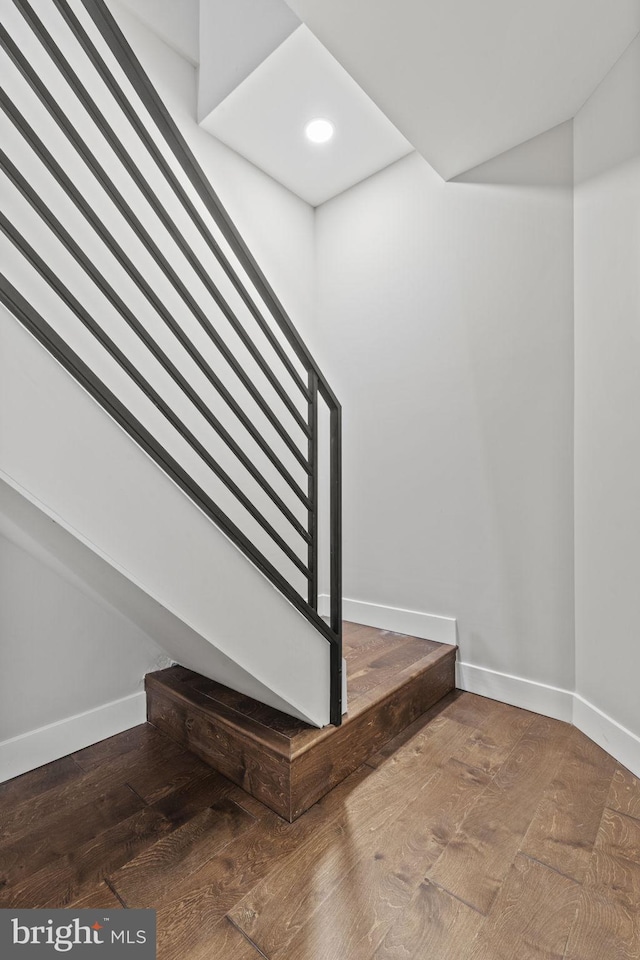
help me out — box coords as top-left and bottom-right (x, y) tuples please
(305, 118), (334, 144)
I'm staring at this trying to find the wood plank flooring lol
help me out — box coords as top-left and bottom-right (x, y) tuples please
(1, 692), (638, 959)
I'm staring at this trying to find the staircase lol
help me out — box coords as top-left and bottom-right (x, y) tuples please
(1, 0), (456, 804)
(1, 0), (341, 727)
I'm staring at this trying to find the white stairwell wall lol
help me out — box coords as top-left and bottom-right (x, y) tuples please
(0, 514), (172, 783)
(309, 79), (640, 777)
(0, 0), (333, 783)
(573, 33), (640, 776)
(313, 137), (576, 716)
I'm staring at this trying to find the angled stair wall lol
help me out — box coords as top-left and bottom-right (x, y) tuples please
(0, 0), (342, 740)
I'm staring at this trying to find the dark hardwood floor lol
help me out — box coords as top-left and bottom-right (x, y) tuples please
(1, 634), (638, 958)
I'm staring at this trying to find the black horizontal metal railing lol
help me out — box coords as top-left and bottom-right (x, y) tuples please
(0, 0), (342, 724)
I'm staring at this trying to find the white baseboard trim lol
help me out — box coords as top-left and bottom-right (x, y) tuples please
(0, 691), (147, 784)
(318, 595), (457, 645)
(456, 661), (640, 778)
(456, 661), (574, 723)
(573, 695), (640, 780)
(3, 658), (637, 786)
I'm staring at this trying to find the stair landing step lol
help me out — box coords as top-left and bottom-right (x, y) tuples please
(145, 622), (456, 821)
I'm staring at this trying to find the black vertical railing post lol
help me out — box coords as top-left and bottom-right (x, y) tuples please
(329, 402), (343, 724)
(308, 370), (319, 610)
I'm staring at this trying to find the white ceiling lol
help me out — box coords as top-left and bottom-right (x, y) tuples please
(197, 0), (300, 121)
(200, 25), (414, 206)
(113, 0), (199, 65)
(284, 0), (640, 180)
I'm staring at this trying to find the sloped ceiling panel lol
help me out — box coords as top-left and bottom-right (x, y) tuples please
(113, 0), (199, 65)
(285, 0), (640, 179)
(201, 26), (413, 206)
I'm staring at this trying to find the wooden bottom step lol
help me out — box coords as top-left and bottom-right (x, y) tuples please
(145, 622), (456, 822)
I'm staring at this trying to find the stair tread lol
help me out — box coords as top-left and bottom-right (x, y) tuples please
(148, 622), (455, 746)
